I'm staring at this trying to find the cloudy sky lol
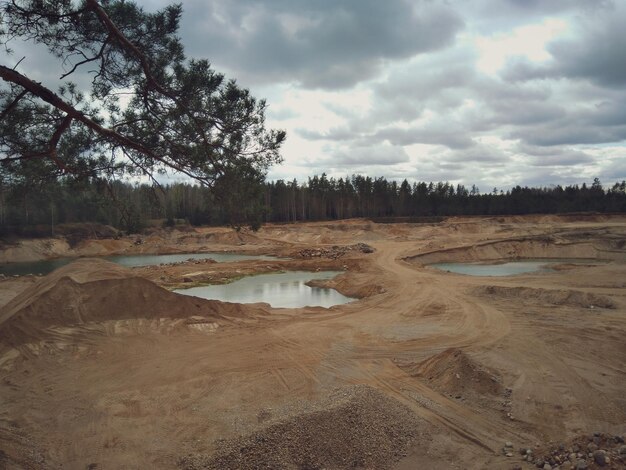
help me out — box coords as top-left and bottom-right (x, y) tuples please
(150, 0), (624, 190)
(6, 0), (626, 190)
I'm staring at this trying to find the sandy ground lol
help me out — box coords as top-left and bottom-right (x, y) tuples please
(0, 215), (625, 469)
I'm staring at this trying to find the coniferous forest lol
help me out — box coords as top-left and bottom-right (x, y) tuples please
(0, 175), (625, 236)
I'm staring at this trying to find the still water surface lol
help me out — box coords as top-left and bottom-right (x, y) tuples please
(430, 259), (597, 276)
(0, 252), (278, 276)
(175, 271), (354, 308)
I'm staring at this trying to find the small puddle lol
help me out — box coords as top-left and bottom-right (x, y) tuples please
(0, 253), (279, 276)
(174, 271), (354, 308)
(430, 259), (598, 276)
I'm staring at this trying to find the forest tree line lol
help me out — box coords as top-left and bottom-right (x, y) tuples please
(1, 175), (625, 236)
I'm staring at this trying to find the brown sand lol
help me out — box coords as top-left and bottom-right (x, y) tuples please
(0, 215), (625, 469)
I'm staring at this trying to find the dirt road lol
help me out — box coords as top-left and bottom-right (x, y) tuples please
(1, 215), (625, 469)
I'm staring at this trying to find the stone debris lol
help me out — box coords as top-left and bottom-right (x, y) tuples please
(298, 243), (375, 259)
(178, 386), (421, 470)
(504, 441), (515, 457)
(522, 433), (625, 470)
(161, 257), (218, 267)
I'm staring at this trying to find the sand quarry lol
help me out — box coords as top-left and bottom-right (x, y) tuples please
(0, 215), (625, 469)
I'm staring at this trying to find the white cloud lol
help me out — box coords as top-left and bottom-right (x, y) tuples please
(474, 19), (569, 75)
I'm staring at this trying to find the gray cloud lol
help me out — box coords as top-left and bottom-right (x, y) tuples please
(516, 144), (594, 166)
(174, 0), (463, 89)
(501, 6), (626, 88)
(514, 167), (585, 187)
(375, 63), (473, 100)
(373, 126), (476, 150)
(467, 79), (560, 128)
(293, 141), (409, 170)
(511, 124), (626, 147)
(325, 143), (410, 168)
(488, 101), (565, 126)
(446, 145), (508, 163)
(296, 127), (354, 142)
(507, 95), (626, 146)
(372, 46), (477, 122)
(267, 106), (299, 121)
(600, 152), (626, 182)
(474, 0), (614, 17)
(591, 100), (626, 127)
(454, 0), (615, 32)
(297, 123), (476, 151)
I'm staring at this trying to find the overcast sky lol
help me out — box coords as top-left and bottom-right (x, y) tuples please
(153, 0), (625, 189)
(7, 0), (626, 190)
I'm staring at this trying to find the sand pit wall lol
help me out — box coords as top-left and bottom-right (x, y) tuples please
(0, 239), (71, 263)
(406, 237), (626, 265)
(474, 285), (616, 309)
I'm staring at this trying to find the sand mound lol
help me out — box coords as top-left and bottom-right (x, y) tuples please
(307, 274), (385, 299)
(0, 259), (260, 349)
(477, 285), (616, 309)
(398, 348), (502, 397)
(179, 386), (422, 470)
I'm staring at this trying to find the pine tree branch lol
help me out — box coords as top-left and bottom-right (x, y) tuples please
(0, 64), (212, 184)
(84, 0), (226, 172)
(0, 88), (28, 120)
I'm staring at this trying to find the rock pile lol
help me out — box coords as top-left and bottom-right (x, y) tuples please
(508, 433), (625, 469)
(179, 386), (422, 470)
(298, 243), (375, 259)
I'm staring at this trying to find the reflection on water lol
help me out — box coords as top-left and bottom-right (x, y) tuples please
(432, 261), (551, 276)
(0, 252), (279, 276)
(106, 252), (277, 267)
(175, 271), (354, 308)
(0, 258), (73, 277)
(429, 259), (604, 276)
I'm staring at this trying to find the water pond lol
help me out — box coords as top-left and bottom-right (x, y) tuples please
(175, 271), (354, 308)
(0, 252), (278, 276)
(430, 259), (593, 277)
